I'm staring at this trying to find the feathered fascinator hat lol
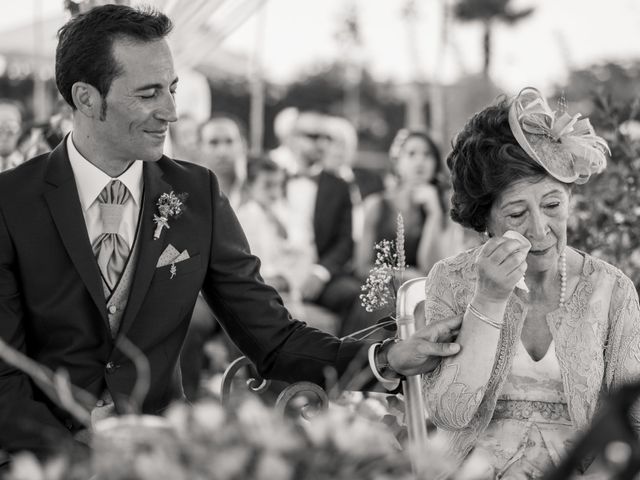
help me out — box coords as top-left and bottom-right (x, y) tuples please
(508, 87), (610, 184)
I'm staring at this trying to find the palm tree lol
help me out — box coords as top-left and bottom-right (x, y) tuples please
(454, 0), (534, 77)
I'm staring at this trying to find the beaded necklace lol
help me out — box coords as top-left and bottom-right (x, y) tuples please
(558, 250), (567, 308)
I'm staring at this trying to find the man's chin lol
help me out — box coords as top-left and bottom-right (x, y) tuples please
(138, 147), (166, 162)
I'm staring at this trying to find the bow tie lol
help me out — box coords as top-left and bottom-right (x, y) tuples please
(287, 171), (320, 182)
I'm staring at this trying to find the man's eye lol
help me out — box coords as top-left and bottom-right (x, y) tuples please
(545, 202), (560, 209)
(139, 91), (156, 99)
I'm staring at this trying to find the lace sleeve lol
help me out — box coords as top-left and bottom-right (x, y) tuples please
(423, 261), (459, 327)
(606, 274), (640, 432)
(421, 257), (498, 431)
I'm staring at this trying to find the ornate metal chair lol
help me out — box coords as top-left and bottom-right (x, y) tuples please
(219, 277), (429, 426)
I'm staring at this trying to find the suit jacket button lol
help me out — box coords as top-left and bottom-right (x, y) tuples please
(105, 361), (116, 373)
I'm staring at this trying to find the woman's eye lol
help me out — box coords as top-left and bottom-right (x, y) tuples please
(508, 212), (525, 219)
(545, 202), (560, 209)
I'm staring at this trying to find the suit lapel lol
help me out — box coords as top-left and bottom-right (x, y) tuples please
(119, 159), (172, 336)
(44, 140), (109, 327)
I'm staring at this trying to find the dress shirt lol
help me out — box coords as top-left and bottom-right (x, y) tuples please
(285, 164), (333, 281)
(285, 175), (318, 264)
(67, 134), (143, 249)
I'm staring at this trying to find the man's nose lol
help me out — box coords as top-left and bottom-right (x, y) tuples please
(156, 92), (178, 123)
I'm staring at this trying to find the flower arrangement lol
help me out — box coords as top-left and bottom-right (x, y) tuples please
(360, 214), (407, 313)
(6, 397), (460, 480)
(153, 191), (188, 240)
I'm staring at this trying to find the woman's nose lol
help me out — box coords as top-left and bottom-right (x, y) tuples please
(527, 209), (548, 242)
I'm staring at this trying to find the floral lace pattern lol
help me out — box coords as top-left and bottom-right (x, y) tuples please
(422, 247), (640, 467)
(492, 400), (571, 423)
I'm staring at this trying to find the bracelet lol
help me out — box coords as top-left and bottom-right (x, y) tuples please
(467, 303), (503, 329)
(370, 337), (403, 382)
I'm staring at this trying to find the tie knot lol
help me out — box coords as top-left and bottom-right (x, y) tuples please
(99, 180), (130, 205)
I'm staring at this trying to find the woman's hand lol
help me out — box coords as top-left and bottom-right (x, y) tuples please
(474, 237), (529, 304)
(411, 184), (441, 215)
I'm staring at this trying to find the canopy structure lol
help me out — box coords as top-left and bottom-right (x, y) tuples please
(0, 0), (262, 123)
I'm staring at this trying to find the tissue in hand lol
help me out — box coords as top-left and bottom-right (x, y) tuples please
(502, 230), (531, 292)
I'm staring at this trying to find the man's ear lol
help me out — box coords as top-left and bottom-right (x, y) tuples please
(70, 82), (101, 118)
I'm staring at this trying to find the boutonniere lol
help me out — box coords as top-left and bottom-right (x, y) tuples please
(153, 191), (188, 240)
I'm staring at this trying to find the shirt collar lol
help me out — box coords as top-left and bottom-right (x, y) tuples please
(67, 133), (143, 212)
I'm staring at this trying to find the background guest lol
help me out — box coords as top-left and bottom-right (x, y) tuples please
(237, 154), (338, 333)
(0, 99), (25, 172)
(199, 114), (248, 208)
(168, 112), (201, 161)
(270, 106), (299, 174)
(355, 129), (447, 281)
(237, 155), (303, 294)
(284, 109), (373, 336)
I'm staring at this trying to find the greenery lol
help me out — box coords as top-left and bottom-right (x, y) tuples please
(566, 92), (640, 290)
(454, 0), (534, 76)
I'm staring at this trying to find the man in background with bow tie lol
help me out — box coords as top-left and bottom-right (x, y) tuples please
(0, 4), (462, 461)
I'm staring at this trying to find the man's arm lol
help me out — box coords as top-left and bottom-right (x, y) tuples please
(200, 171), (367, 386)
(199, 171), (461, 389)
(0, 205), (73, 456)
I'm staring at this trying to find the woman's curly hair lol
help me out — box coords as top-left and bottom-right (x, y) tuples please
(446, 99), (547, 232)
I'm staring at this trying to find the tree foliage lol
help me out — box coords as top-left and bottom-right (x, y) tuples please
(453, 0), (534, 75)
(566, 92), (640, 290)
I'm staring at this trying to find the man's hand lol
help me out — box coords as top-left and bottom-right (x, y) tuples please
(387, 315), (462, 376)
(300, 272), (327, 301)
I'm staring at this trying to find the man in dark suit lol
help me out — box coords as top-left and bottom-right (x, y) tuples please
(0, 5), (461, 459)
(286, 110), (370, 336)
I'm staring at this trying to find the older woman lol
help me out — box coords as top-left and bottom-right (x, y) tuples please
(422, 88), (640, 478)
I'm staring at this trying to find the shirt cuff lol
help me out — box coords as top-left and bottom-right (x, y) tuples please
(311, 264), (331, 283)
(367, 343), (401, 391)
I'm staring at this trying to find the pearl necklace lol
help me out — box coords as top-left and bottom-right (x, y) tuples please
(559, 250), (567, 308)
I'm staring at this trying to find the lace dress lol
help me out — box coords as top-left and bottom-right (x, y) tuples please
(475, 340), (575, 477)
(422, 247), (640, 478)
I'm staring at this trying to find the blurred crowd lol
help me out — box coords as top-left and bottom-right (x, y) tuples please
(0, 96), (480, 400)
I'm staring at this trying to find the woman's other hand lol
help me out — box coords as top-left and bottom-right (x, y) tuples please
(411, 184), (441, 214)
(475, 237), (529, 304)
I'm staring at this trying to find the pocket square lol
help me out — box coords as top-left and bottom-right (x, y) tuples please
(156, 244), (190, 268)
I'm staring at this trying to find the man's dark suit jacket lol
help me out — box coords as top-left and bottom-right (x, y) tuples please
(313, 170), (354, 278)
(0, 141), (367, 454)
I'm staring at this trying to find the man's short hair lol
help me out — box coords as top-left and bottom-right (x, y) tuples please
(55, 4), (173, 111)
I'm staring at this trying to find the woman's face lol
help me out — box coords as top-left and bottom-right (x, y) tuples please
(487, 176), (570, 273)
(250, 169), (285, 207)
(396, 136), (437, 184)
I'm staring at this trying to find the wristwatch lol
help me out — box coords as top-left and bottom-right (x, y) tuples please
(374, 337), (403, 381)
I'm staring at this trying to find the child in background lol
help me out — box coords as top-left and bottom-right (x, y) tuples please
(237, 155), (337, 333)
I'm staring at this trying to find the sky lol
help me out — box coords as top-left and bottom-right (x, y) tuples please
(2, 0), (640, 95)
